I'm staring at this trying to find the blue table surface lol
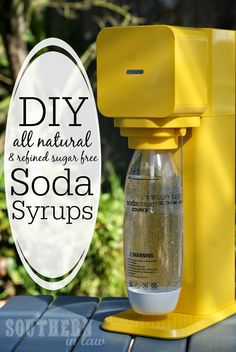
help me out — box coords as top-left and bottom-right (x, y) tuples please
(0, 295), (236, 352)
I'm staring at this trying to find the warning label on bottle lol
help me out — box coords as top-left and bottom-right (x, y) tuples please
(124, 176), (183, 290)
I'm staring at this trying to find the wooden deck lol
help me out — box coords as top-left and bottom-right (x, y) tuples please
(0, 295), (236, 351)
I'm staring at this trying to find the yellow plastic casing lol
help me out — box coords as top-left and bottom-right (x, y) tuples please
(97, 26), (236, 338)
(176, 28), (235, 316)
(97, 25), (208, 149)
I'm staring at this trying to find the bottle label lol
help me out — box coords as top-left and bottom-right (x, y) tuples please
(124, 176), (183, 291)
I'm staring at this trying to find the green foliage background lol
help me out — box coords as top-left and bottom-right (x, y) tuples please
(0, 0), (143, 300)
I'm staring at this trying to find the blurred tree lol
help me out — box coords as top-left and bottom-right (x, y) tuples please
(0, 0), (29, 80)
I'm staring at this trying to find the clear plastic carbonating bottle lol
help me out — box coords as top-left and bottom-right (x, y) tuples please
(124, 150), (183, 315)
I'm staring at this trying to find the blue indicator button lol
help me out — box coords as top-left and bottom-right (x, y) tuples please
(126, 69), (144, 75)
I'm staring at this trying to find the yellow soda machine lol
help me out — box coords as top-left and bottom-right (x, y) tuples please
(96, 25), (235, 338)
